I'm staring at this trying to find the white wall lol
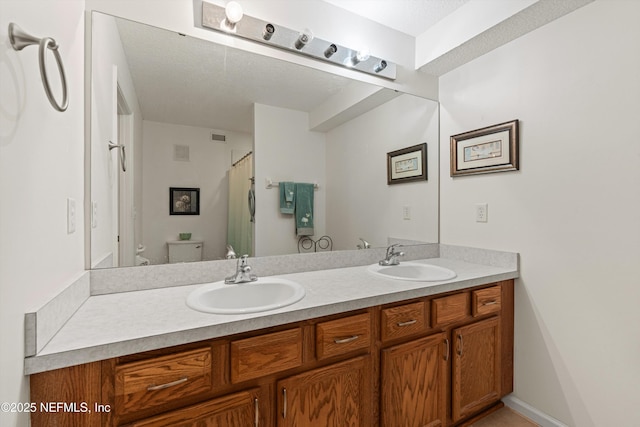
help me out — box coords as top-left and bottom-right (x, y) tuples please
(142, 121), (252, 263)
(90, 12), (143, 268)
(254, 104), (327, 256)
(0, 1), (86, 426)
(326, 94), (439, 249)
(438, 1), (640, 426)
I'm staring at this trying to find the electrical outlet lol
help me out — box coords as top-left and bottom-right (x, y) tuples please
(67, 198), (76, 233)
(475, 203), (488, 223)
(402, 206), (411, 220)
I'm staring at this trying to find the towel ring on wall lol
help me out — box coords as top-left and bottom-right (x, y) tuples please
(8, 23), (69, 112)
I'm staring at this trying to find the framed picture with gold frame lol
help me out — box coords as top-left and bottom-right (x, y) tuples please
(450, 120), (519, 176)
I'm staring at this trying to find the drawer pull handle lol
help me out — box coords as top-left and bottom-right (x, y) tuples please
(483, 300), (498, 306)
(444, 338), (450, 361)
(146, 377), (188, 391)
(457, 333), (464, 356)
(397, 319), (417, 327)
(334, 335), (359, 344)
(254, 397), (259, 427)
(282, 388), (287, 419)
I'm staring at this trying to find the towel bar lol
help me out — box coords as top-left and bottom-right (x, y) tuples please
(265, 178), (319, 189)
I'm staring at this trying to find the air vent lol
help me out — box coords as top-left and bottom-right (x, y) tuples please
(211, 132), (226, 142)
(173, 144), (190, 162)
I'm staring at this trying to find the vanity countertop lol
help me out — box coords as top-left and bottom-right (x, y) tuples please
(25, 256), (518, 375)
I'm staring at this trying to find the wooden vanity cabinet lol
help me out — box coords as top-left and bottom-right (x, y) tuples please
(125, 388), (262, 427)
(29, 280), (513, 427)
(451, 317), (501, 423)
(277, 355), (372, 426)
(379, 280), (513, 427)
(381, 332), (447, 427)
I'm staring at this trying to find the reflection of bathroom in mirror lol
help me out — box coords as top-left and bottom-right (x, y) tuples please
(89, 12), (439, 269)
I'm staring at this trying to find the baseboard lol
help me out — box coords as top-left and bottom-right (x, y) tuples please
(503, 395), (569, 427)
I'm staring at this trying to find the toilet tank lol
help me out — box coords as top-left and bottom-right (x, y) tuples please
(167, 240), (203, 263)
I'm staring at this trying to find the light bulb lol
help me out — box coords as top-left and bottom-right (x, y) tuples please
(221, 1), (243, 32)
(374, 60), (387, 73)
(356, 48), (370, 62)
(295, 28), (314, 50)
(324, 44), (337, 58)
(263, 23), (275, 40)
(225, 2), (244, 24)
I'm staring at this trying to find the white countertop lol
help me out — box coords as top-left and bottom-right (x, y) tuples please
(25, 257), (518, 375)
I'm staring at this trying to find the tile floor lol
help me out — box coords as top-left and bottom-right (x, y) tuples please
(471, 407), (540, 427)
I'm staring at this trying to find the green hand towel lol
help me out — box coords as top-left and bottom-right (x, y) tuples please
(279, 182), (295, 214)
(295, 183), (314, 236)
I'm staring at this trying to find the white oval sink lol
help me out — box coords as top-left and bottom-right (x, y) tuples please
(186, 278), (305, 314)
(368, 262), (456, 282)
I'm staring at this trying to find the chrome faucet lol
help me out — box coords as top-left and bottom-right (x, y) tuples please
(225, 254), (258, 284)
(357, 238), (371, 249)
(225, 244), (237, 259)
(379, 244), (404, 266)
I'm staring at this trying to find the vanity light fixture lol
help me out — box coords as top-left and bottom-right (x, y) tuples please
(201, 1), (396, 80)
(220, 1), (244, 33)
(374, 60), (387, 73)
(324, 44), (337, 58)
(262, 23), (275, 40)
(347, 48), (371, 67)
(294, 28), (313, 50)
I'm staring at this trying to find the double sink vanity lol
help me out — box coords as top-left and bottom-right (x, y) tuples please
(27, 244), (518, 426)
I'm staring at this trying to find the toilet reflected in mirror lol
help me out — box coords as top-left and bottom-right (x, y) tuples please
(167, 241), (204, 264)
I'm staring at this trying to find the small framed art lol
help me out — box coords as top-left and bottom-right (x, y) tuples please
(387, 143), (427, 185)
(450, 120), (519, 177)
(170, 187), (200, 215)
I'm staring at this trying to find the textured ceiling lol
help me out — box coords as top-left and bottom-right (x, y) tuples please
(116, 18), (369, 133)
(322, 0), (471, 37)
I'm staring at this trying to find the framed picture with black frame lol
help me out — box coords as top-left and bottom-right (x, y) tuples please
(170, 187), (200, 215)
(387, 143), (428, 184)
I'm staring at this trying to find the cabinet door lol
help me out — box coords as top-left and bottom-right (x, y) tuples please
(127, 388), (260, 427)
(277, 356), (370, 427)
(381, 332), (447, 427)
(452, 317), (501, 422)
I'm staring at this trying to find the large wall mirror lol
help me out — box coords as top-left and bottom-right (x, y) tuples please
(89, 12), (439, 269)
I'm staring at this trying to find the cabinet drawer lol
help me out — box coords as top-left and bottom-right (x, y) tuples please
(115, 347), (212, 416)
(230, 328), (303, 383)
(432, 293), (470, 327)
(381, 301), (428, 342)
(316, 313), (371, 360)
(126, 388), (260, 427)
(472, 286), (502, 317)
